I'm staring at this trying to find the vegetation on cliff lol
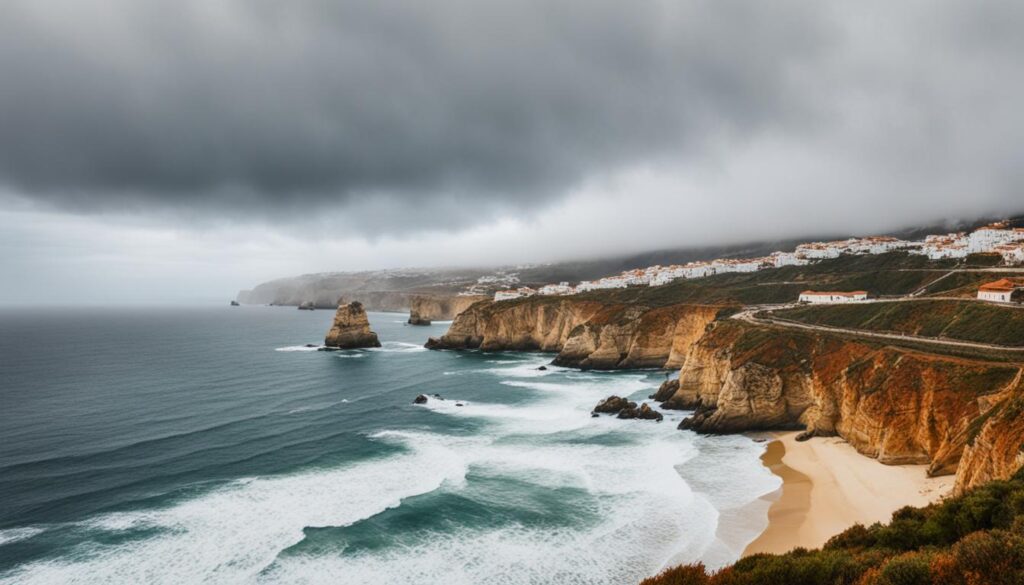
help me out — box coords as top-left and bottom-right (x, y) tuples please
(641, 468), (1024, 585)
(774, 300), (1024, 347)
(568, 252), (958, 309)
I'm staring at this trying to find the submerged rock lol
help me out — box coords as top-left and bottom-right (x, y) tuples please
(298, 301), (316, 311)
(538, 366), (548, 371)
(413, 394), (429, 404)
(323, 302), (382, 349)
(230, 300), (240, 306)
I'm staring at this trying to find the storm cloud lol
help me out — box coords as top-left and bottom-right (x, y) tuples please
(10, 0), (1014, 230)
(2, 0), (1024, 305)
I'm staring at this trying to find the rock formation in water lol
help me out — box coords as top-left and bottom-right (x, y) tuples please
(407, 309), (431, 326)
(323, 302), (381, 349)
(425, 298), (726, 369)
(593, 395), (636, 414)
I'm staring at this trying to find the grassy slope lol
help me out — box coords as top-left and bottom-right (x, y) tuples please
(775, 300), (1024, 347)
(641, 468), (1024, 585)
(564, 253), (959, 308)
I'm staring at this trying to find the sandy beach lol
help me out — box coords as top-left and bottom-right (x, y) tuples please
(743, 432), (954, 556)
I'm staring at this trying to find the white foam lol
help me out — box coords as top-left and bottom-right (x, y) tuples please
(274, 345), (321, 352)
(0, 527), (44, 546)
(2, 359), (778, 585)
(368, 341), (428, 353)
(1, 440), (468, 585)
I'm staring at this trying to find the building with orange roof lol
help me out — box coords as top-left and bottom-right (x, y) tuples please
(977, 279), (1022, 303)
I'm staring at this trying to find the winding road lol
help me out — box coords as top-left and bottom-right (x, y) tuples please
(731, 295), (1024, 354)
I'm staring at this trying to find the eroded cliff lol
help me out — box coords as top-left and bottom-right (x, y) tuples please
(665, 319), (1023, 492)
(426, 297), (727, 369)
(428, 294), (1024, 491)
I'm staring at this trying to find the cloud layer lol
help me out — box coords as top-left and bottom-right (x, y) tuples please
(5, 0), (992, 229)
(1, 1), (1024, 302)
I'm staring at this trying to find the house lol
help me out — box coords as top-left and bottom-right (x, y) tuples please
(770, 251), (809, 267)
(538, 282), (574, 296)
(977, 279), (1022, 303)
(798, 290), (868, 304)
(494, 287), (537, 302)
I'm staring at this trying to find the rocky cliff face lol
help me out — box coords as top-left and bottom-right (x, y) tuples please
(665, 320), (1023, 492)
(324, 302), (381, 349)
(409, 294), (489, 322)
(428, 294), (1024, 491)
(426, 298), (726, 369)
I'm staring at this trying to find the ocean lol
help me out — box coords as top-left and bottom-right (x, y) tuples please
(0, 306), (779, 584)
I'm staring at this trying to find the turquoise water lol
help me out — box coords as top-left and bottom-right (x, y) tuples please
(0, 306), (778, 584)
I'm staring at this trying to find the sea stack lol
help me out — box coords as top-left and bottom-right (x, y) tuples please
(407, 309), (431, 326)
(323, 302), (382, 349)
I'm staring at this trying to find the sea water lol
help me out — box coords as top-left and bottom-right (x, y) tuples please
(0, 306), (778, 584)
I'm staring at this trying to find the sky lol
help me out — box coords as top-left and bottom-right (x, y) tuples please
(1, 0), (1023, 304)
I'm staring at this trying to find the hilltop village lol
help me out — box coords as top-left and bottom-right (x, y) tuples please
(490, 221), (1024, 303)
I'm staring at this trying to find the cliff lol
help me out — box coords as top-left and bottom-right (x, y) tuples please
(425, 280), (1024, 491)
(408, 294), (488, 323)
(426, 297), (727, 369)
(323, 302), (381, 349)
(664, 319), (1023, 492)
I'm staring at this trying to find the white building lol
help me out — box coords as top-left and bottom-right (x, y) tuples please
(967, 223), (1024, 253)
(846, 237), (912, 255)
(494, 287), (537, 302)
(977, 279), (1020, 303)
(910, 233), (970, 260)
(796, 242), (846, 259)
(538, 282), (575, 296)
(995, 244), (1024, 266)
(798, 290), (868, 304)
(770, 252), (809, 267)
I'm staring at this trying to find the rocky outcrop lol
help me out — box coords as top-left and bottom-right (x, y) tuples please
(618, 403), (664, 421)
(651, 379), (679, 404)
(663, 320), (1023, 492)
(426, 298), (727, 369)
(323, 302), (381, 349)
(593, 396), (637, 414)
(953, 372), (1024, 493)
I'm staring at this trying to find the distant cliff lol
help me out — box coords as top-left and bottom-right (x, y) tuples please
(426, 297), (728, 369)
(408, 295), (489, 322)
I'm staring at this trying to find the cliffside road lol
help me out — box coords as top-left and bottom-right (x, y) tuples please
(732, 304), (1024, 354)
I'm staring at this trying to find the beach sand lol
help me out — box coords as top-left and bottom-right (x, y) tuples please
(743, 432), (954, 556)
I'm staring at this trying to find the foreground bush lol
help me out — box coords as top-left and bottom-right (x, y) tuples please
(641, 468), (1024, 585)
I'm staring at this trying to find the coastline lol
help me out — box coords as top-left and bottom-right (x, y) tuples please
(743, 431), (954, 556)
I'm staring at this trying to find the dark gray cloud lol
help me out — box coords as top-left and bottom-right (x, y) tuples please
(0, 0), (830, 225)
(0, 0), (1022, 236)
